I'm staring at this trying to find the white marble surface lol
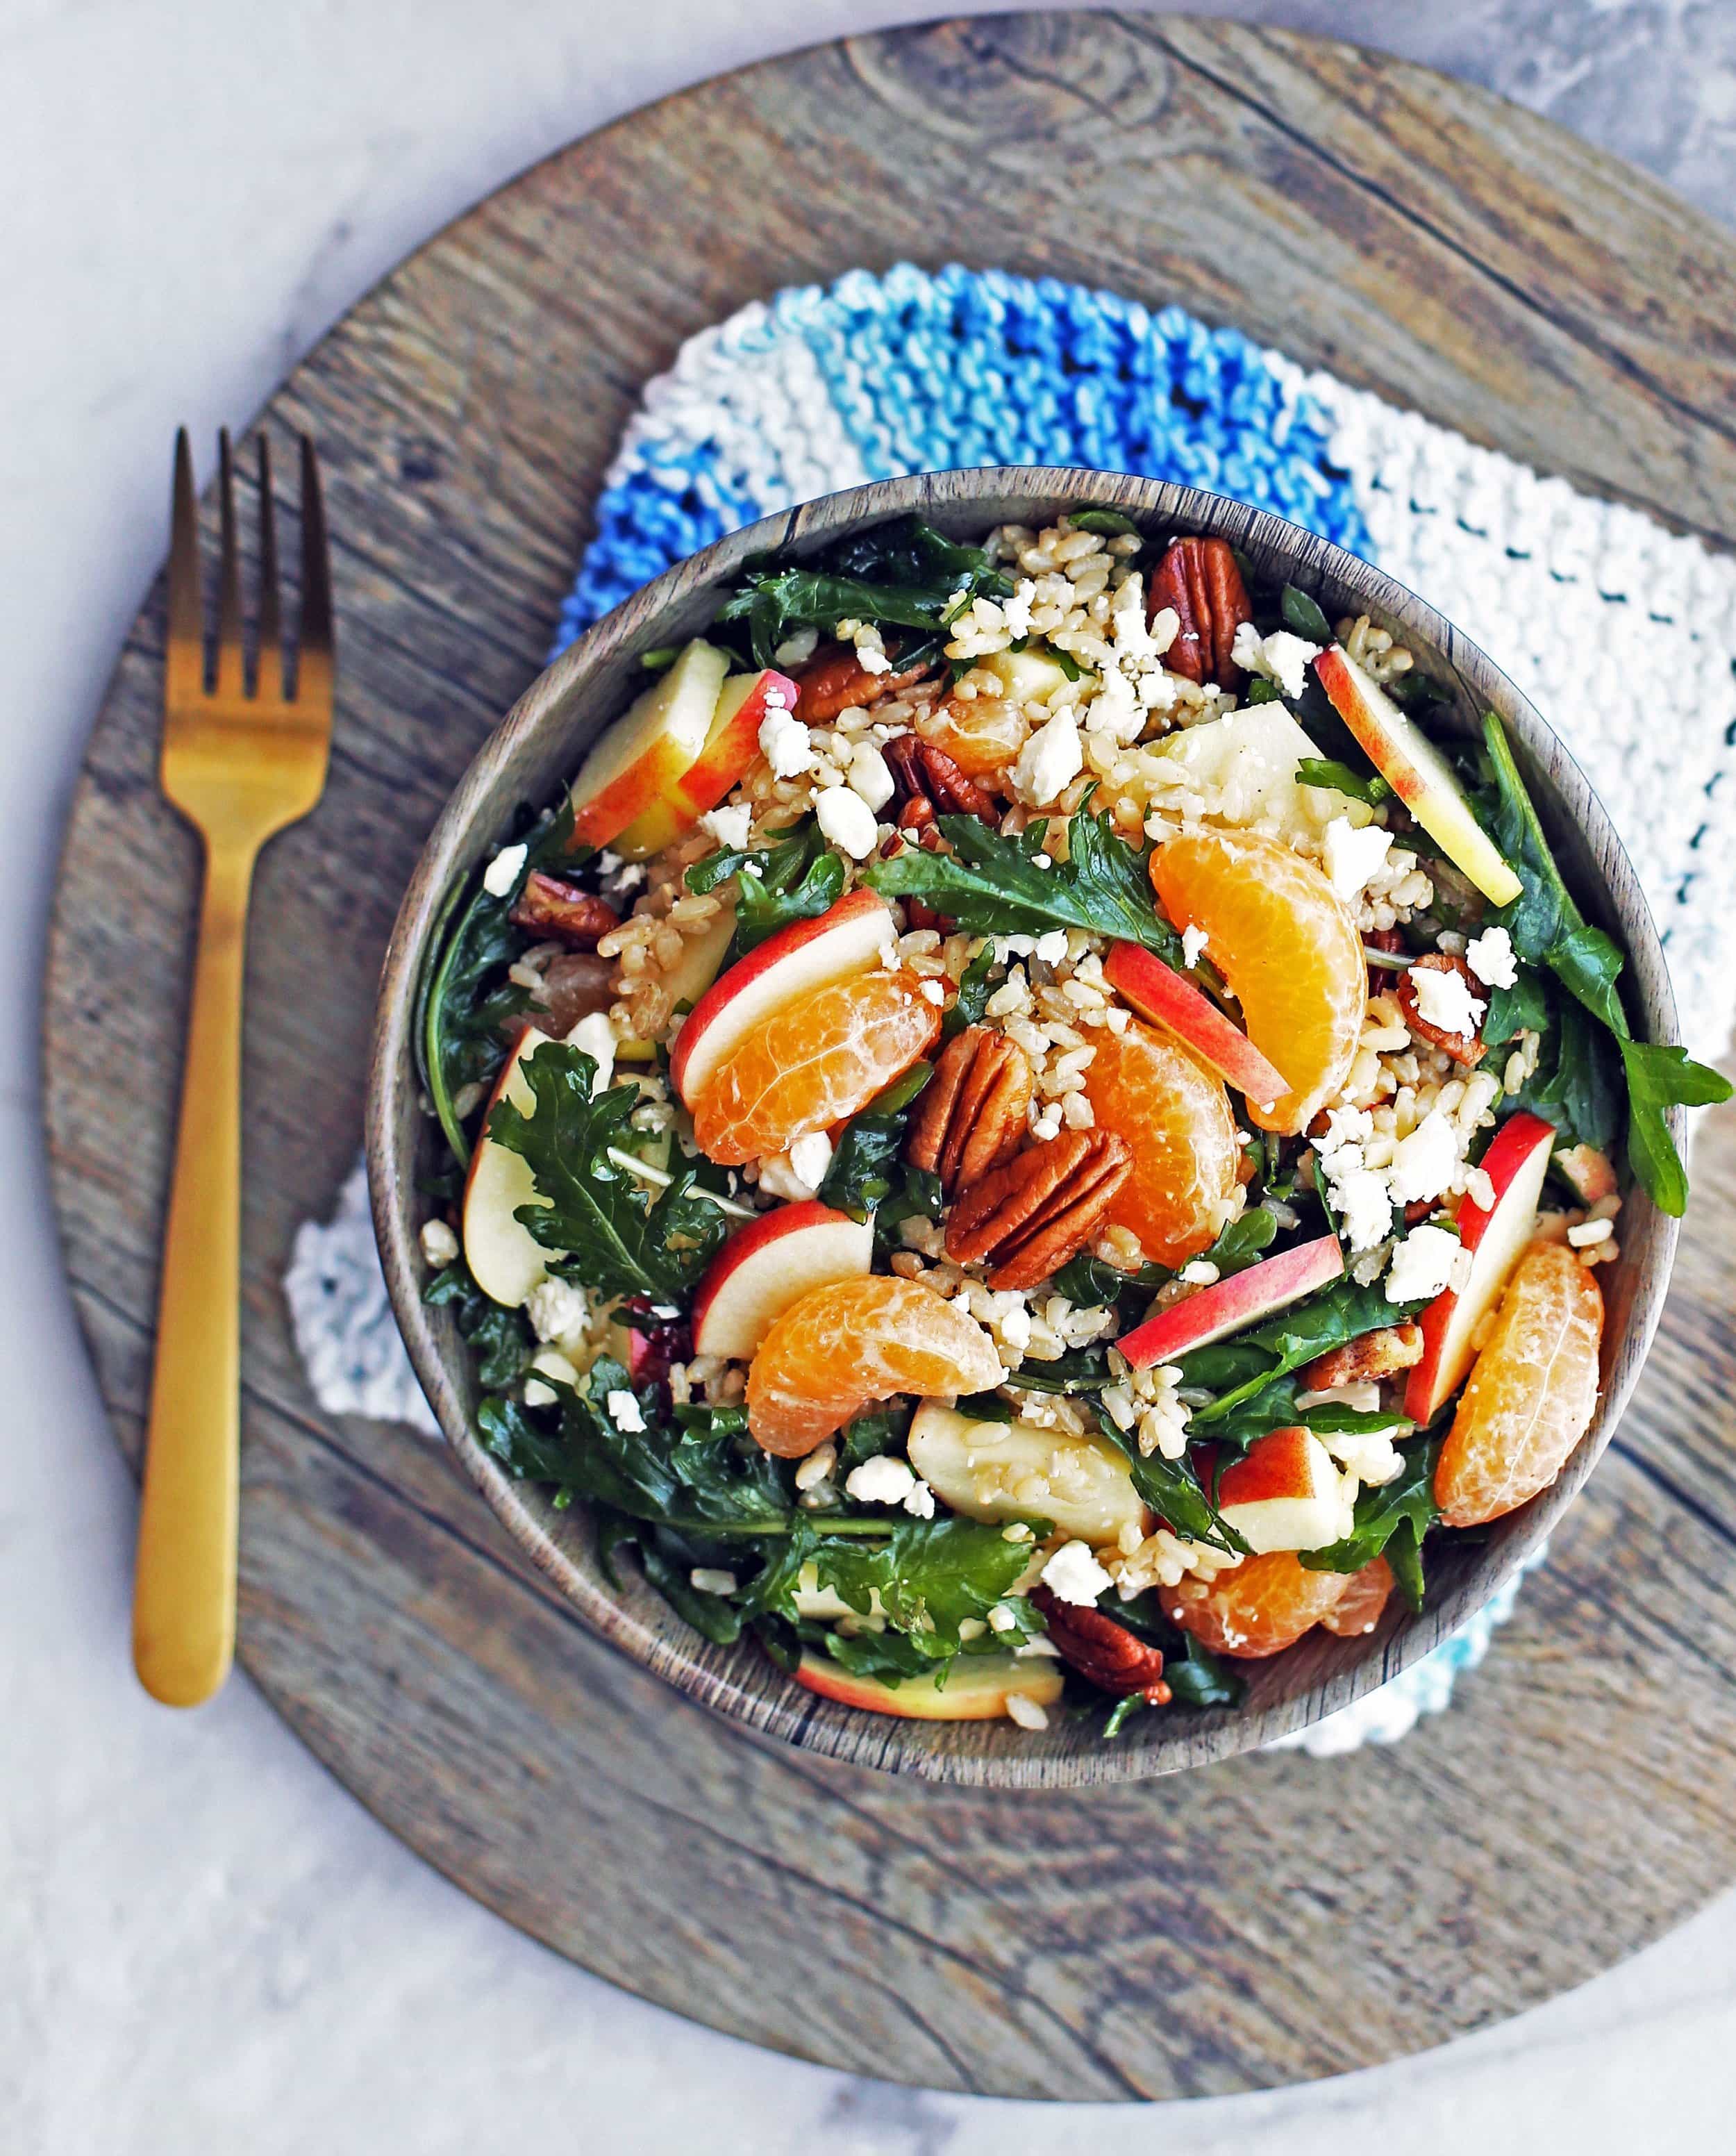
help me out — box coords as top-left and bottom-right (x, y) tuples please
(6, 2), (1736, 2148)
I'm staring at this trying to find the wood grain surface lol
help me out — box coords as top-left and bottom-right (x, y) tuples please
(42, 12), (1736, 2099)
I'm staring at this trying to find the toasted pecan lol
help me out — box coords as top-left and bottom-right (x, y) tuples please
(792, 642), (935, 723)
(1031, 1587), (1172, 1704)
(1147, 536), (1253, 688)
(884, 733), (997, 826)
(944, 1128), (1131, 1291)
(1398, 951), (1487, 1067)
(1301, 1322), (1424, 1392)
(509, 871), (619, 950)
(905, 1027), (1032, 1197)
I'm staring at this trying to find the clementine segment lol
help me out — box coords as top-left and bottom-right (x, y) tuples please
(746, 1275), (1002, 1458)
(920, 695), (1026, 779)
(1149, 828), (1366, 1135)
(1158, 1551), (1349, 1658)
(1319, 1556), (1396, 1638)
(688, 969), (941, 1167)
(1434, 1240), (1604, 1527)
(1080, 1019), (1240, 1266)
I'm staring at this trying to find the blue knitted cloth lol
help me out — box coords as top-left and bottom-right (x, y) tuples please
(289, 263), (1736, 1757)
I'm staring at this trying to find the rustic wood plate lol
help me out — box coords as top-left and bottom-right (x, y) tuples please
(44, 13), (1736, 2099)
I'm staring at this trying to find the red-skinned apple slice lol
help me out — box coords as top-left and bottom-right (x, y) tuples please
(690, 1200), (874, 1359)
(462, 1026), (560, 1305)
(1116, 1234), (1345, 1371)
(1103, 941), (1288, 1109)
(792, 1650), (1063, 1722)
(1313, 645), (1522, 905)
(1215, 1427), (1353, 1554)
(670, 887), (895, 1107)
(672, 668), (798, 822)
(569, 639), (731, 857)
(1404, 1111), (1555, 1423)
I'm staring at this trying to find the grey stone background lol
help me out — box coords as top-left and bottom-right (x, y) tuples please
(4, 4), (1733, 2153)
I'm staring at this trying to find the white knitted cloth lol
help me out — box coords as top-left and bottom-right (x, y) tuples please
(285, 274), (1736, 1754)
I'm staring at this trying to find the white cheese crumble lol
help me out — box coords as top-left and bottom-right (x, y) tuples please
(1012, 708), (1083, 806)
(1385, 1225), (1471, 1304)
(1230, 620), (1321, 701)
(1387, 1108), (1460, 1205)
(785, 1129), (834, 1192)
(1321, 815), (1393, 902)
(847, 740), (895, 811)
(419, 1218), (460, 1268)
(482, 841), (527, 897)
(1408, 963), (1486, 1037)
(1465, 923), (1519, 990)
(1313, 1106), (1392, 1252)
(844, 1454), (917, 1505)
(562, 1009), (618, 1095)
(903, 1479), (937, 1520)
(699, 801), (753, 849)
(814, 782), (880, 860)
(759, 705), (814, 777)
(690, 1567), (738, 1598)
(526, 1277), (588, 1343)
(1040, 1539), (1112, 1606)
(1033, 929), (1069, 965)
(1181, 924), (1210, 970)
(605, 1388), (646, 1434)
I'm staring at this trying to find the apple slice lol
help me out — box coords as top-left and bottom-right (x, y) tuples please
(691, 1200), (874, 1359)
(1145, 702), (1371, 844)
(982, 646), (1088, 703)
(1313, 645), (1522, 906)
(670, 886), (895, 1107)
(1117, 1234), (1345, 1372)
(1404, 1111), (1555, 1423)
(1216, 1427), (1354, 1554)
(792, 1649), (1063, 1722)
(569, 639), (731, 858)
(667, 668), (798, 830)
(462, 1027), (560, 1305)
(908, 1402), (1151, 1546)
(1103, 941), (1288, 1110)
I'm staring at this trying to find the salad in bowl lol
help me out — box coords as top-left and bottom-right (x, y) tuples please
(378, 474), (1723, 1768)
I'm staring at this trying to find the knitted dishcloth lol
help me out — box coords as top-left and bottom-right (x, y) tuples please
(285, 263), (1736, 1755)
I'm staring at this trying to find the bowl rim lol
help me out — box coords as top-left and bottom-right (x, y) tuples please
(366, 465), (1681, 1786)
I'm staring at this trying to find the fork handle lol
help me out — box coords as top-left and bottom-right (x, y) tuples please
(133, 836), (257, 1705)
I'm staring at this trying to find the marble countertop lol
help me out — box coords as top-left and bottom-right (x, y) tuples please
(6, 2), (1735, 2149)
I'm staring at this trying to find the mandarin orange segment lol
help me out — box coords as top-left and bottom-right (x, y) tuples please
(1319, 1556), (1396, 1638)
(1435, 1240), (1604, 1527)
(920, 695), (1026, 779)
(746, 1275), (1002, 1458)
(1149, 828), (1366, 1135)
(1158, 1552), (1349, 1659)
(687, 969), (941, 1167)
(1080, 1019), (1240, 1266)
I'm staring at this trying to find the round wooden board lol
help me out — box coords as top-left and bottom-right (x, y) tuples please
(44, 13), (1736, 2101)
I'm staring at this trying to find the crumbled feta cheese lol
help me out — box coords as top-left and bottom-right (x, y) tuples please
(690, 1567), (738, 1598)
(1090, 663), (1142, 743)
(606, 1388), (646, 1434)
(919, 979), (947, 1005)
(1335, 1167), (1398, 1252)
(847, 740), (895, 812)
(903, 1479), (936, 1520)
(1002, 581), (1035, 640)
(1040, 1539), (1112, 1606)
(1033, 929), (1069, 965)
(562, 1009), (618, 1095)
(1012, 708), (1083, 806)
(1321, 815), (1394, 901)
(844, 1454), (917, 1505)
(1465, 924), (1519, 990)
(1263, 629), (1323, 701)
(1408, 963), (1486, 1038)
(987, 1602), (1019, 1634)
(699, 802), (753, 849)
(756, 1150), (812, 1202)
(759, 705), (814, 777)
(814, 782), (879, 860)
(1385, 1225), (1471, 1304)
(1181, 924), (1209, 970)
(997, 1301), (1033, 1352)
(526, 1277), (588, 1343)
(1387, 1108), (1460, 1205)
(1005, 1693), (1050, 1730)
(482, 841), (527, 897)
(419, 1218), (460, 1268)
(786, 1129), (834, 1192)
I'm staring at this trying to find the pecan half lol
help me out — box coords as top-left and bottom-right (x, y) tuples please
(1398, 951), (1486, 1066)
(1031, 1587), (1172, 1705)
(1301, 1322), (1424, 1392)
(884, 733), (997, 826)
(792, 642), (935, 723)
(905, 1027), (1032, 1197)
(1147, 536), (1253, 688)
(509, 871), (619, 950)
(944, 1129), (1132, 1290)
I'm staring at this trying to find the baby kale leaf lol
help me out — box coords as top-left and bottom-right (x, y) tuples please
(1183, 1277), (1429, 1427)
(1300, 1438), (1442, 1613)
(686, 813), (845, 959)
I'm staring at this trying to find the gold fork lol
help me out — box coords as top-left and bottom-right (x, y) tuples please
(132, 428), (335, 1706)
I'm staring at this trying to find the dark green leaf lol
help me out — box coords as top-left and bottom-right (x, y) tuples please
(1185, 1276), (1428, 1425)
(819, 1063), (935, 1225)
(811, 1517), (1043, 1659)
(1300, 1438), (1441, 1579)
(1068, 507), (1141, 537)
(1094, 1415), (1245, 1554)
(1005, 1345), (1115, 1395)
(1280, 583), (1333, 643)
(1049, 1251), (1167, 1306)
(424, 1259), (533, 1391)
(1244, 677), (1283, 705)
(942, 940), (996, 1037)
(1385, 1517), (1426, 1613)
(1296, 756), (1392, 808)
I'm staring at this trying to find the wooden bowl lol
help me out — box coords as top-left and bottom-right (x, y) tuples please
(365, 467), (1681, 1786)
